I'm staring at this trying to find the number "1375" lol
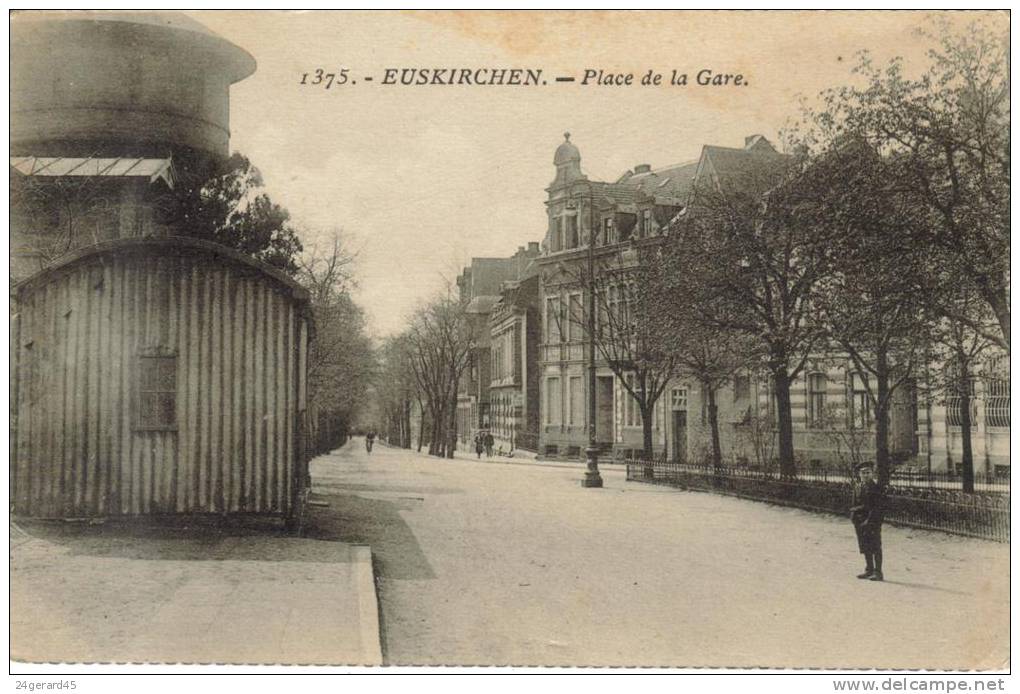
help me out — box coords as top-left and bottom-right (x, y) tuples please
(300, 69), (350, 88)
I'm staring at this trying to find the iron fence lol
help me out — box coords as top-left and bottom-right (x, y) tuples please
(626, 460), (1009, 543)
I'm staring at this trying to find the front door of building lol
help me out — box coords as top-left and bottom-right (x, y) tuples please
(889, 379), (919, 460)
(672, 410), (687, 463)
(596, 376), (614, 444)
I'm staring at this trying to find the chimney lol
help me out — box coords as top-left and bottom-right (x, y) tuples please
(527, 241), (539, 254)
(633, 164), (651, 174)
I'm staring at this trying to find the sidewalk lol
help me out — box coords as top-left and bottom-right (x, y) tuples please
(382, 440), (628, 473)
(10, 519), (382, 665)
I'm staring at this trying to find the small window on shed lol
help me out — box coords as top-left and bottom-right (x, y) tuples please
(137, 355), (177, 429)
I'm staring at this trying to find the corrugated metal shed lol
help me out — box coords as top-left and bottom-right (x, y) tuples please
(11, 236), (312, 519)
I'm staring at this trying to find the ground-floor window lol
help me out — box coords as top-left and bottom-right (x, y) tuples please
(546, 377), (561, 425)
(569, 376), (585, 426)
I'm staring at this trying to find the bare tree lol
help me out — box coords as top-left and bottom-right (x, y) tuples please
(376, 334), (418, 449)
(296, 232), (375, 452)
(549, 248), (678, 463)
(405, 290), (472, 458)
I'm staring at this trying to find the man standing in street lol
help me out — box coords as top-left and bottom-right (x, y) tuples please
(850, 461), (885, 581)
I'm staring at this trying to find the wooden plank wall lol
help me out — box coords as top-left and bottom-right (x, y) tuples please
(12, 251), (307, 518)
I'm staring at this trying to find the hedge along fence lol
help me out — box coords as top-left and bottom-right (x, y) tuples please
(626, 461), (1009, 543)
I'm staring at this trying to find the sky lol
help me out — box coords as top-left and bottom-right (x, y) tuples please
(192, 10), (997, 337)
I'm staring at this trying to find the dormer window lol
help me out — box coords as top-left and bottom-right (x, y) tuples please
(603, 217), (615, 245)
(641, 209), (653, 237)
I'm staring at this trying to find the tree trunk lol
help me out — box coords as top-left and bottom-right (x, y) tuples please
(403, 399), (412, 448)
(772, 368), (796, 478)
(417, 396), (426, 451)
(428, 400), (441, 456)
(958, 358), (975, 493)
(873, 354), (891, 485)
(446, 387), (459, 459)
(641, 403), (655, 462)
(707, 384), (722, 468)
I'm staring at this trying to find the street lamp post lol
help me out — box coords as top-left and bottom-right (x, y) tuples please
(580, 181), (604, 488)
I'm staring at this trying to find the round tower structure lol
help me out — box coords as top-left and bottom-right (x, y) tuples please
(11, 11), (255, 173)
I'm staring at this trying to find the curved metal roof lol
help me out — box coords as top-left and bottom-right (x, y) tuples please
(14, 236), (310, 304)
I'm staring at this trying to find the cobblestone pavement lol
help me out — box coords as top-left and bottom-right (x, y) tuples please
(305, 439), (1009, 668)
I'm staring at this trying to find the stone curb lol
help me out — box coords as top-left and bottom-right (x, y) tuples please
(352, 544), (384, 666)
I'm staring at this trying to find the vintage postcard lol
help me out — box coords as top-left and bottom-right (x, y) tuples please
(8, 9), (1010, 678)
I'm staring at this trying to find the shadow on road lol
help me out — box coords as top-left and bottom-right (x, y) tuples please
(880, 579), (971, 596)
(303, 491), (436, 581)
(12, 516), (357, 563)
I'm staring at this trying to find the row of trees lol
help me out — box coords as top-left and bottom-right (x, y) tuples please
(553, 19), (1006, 491)
(375, 291), (473, 458)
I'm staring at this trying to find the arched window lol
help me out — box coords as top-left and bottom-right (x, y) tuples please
(984, 355), (1010, 428)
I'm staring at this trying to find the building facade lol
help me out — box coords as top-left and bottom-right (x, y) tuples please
(537, 132), (711, 462)
(455, 246), (541, 451)
(535, 132), (1009, 474)
(487, 259), (541, 454)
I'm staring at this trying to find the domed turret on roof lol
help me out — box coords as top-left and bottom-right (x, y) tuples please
(551, 132), (585, 188)
(554, 132), (581, 166)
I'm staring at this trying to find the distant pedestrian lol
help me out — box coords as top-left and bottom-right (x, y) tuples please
(484, 431), (494, 458)
(474, 433), (484, 459)
(366, 430), (376, 454)
(850, 461), (885, 581)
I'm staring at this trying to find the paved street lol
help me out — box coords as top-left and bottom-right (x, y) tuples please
(306, 438), (1009, 669)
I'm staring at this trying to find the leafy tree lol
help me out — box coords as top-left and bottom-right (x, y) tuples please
(647, 254), (761, 468)
(817, 17), (1009, 350)
(928, 283), (999, 492)
(808, 141), (937, 484)
(664, 152), (827, 478)
(172, 152), (304, 274)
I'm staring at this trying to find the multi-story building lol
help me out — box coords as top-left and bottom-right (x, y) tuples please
(536, 132), (1010, 475)
(537, 133), (775, 462)
(487, 257), (541, 455)
(455, 245), (540, 451)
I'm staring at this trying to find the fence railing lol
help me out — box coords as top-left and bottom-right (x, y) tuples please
(626, 460), (1010, 543)
(676, 461), (1009, 493)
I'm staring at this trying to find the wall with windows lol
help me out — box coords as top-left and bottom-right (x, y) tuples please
(751, 356), (1010, 473)
(930, 353), (1010, 474)
(10, 237), (312, 518)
